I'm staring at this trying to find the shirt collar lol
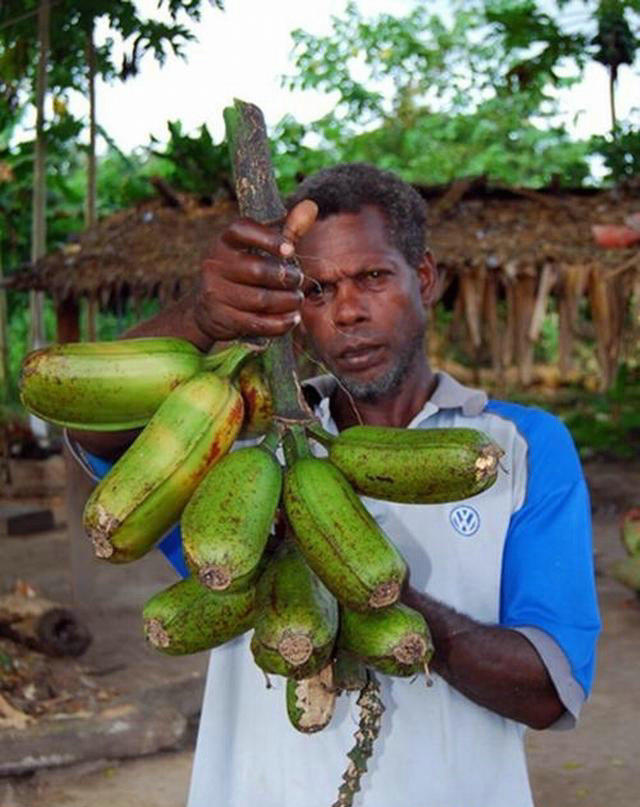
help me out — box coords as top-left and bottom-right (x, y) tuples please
(302, 370), (488, 432)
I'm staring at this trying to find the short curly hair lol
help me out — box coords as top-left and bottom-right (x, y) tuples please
(285, 163), (428, 269)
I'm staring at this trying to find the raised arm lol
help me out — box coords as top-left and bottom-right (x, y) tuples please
(68, 201), (318, 460)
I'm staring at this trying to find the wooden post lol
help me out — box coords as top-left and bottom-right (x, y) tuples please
(87, 298), (98, 341)
(57, 295), (92, 607)
(557, 263), (588, 376)
(513, 269), (537, 387)
(557, 291), (574, 376)
(588, 266), (612, 390)
(56, 296), (80, 343)
(501, 263), (518, 370)
(63, 444), (98, 611)
(483, 269), (502, 381)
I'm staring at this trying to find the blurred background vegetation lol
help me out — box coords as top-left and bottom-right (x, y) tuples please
(1, 0), (639, 459)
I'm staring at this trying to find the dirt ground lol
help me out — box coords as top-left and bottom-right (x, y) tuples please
(1, 457), (640, 807)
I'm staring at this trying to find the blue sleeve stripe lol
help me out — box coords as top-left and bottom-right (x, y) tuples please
(83, 450), (187, 579)
(485, 401), (601, 696)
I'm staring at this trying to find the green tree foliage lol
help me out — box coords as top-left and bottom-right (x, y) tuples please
(281, 2), (591, 186)
(0, 1), (223, 94)
(149, 121), (230, 198)
(591, 123), (640, 179)
(0, 0), (225, 273)
(281, 0), (638, 187)
(592, 1), (638, 81)
(591, 0), (638, 128)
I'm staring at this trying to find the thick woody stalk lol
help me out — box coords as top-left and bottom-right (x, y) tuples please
(223, 99), (310, 424)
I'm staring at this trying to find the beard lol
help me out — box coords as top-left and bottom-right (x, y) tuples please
(326, 331), (425, 403)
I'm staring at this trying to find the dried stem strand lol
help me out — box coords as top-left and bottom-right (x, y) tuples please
(330, 673), (385, 807)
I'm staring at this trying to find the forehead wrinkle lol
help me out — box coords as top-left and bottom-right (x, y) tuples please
(299, 250), (402, 283)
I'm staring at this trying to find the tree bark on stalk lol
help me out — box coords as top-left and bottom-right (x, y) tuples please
(223, 99), (311, 425)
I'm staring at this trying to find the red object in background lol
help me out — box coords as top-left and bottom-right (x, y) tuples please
(591, 223), (640, 249)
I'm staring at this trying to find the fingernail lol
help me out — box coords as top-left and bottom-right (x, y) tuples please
(293, 312), (301, 325)
(280, 241), (294, 257)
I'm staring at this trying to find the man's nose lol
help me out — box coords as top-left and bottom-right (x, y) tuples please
(332, 282), (368, 327)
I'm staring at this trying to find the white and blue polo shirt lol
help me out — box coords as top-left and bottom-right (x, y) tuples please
(70, 371), (600, 807)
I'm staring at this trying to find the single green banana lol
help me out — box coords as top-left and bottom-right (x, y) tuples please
(286, 663), (337, 734)
(313, 424), (503, 504)
(181, 440), (283, 592)
(143, 577), (256, 656)
(338, 602), (434, 678)
(284, 457), (407, 612)
(19, 337), (205, 430)
(236, 358), (274, 438)
(251, 541), (338, 680)
(83, 371), (244, 563)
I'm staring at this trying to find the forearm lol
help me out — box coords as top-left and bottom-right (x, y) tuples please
(123, 289), (214, 351)
(403, 587), (565, 730)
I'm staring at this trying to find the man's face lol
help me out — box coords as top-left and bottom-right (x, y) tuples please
(297, 205), (436, 401)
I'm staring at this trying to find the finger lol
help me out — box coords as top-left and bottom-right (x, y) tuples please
(225, 285), (304, 316)
(280, 200), (319, 256)
(222, 305), (302, 338)
(222, 218), (289, 257)
(203, 255), (302, 291)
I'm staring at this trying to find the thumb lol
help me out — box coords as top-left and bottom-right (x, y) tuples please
(280, 199), (318, 257)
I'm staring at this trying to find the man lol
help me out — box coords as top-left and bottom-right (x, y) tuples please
(69, 163), (600, 807)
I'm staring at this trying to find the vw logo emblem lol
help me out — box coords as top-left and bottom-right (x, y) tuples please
(449, 505), (480, 537)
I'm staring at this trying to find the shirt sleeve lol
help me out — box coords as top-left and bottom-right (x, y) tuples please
(491, 405), (601, 724)
(64, 432), (188, 579)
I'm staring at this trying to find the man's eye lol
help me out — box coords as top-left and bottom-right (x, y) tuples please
(363, 269), (388, 284)
(304, 281), (326, 301)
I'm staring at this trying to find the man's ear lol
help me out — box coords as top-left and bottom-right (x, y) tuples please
(417, 250), (439, 307)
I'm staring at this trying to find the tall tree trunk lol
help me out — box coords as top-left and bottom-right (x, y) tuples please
(609, 66), (617, 133)
(85, 21), (98, 341)
(0, 248), (10, 484)
(28, 0), (51, 448)
(0, 251), (8, 404)
(29, 0), (50, 351)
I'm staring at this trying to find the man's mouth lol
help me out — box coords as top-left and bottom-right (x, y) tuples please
(334, 343), (386, 372)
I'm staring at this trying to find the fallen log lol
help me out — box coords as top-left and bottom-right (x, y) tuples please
(0, 592), (91, 657)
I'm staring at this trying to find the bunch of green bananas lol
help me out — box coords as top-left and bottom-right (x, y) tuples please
(20, 336), (504, 733)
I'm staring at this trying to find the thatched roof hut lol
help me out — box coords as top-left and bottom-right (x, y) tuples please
(7, 178), (640, 388)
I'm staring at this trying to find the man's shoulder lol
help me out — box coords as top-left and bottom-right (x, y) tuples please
(484, 399), (583, 483)
(484, 399), (571, 443)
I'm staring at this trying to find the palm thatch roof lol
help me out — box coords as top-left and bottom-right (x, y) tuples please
(5, 178), (638, 302)
(7, 194), (237, 305)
